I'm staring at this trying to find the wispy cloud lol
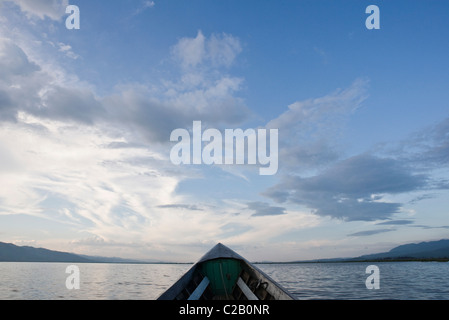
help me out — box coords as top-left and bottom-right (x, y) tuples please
(400, 117), (449, 168)
(1, 0), (69, 21)
(247, 201), (287, 217)
(132, 0), (155, 16)
(313, 46), (329, 64)
(157, 204), (204, 211)
(411, 224), (449, 230)
(376, 220), (414, 226)
(56, 42), (79, 60)
(348, 229), (394, 237)
(266, 78), (369, 172)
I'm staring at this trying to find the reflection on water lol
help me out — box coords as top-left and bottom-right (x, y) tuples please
(1, 261), (448, 300)
(0, 262), (192, 300)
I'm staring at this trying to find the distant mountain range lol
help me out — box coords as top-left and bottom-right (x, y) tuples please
(1, 239), (449, 263)
(0, 242), (153, 263)
(301, 239), (449, 263)
(0, 242), (91, 263)
(353, 239), (449, 261)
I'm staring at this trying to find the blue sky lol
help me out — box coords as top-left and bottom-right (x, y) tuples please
(0, 0), (448, 262)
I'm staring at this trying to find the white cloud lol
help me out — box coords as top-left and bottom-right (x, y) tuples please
(207, 32), (242, 68)
(0, 113), (182, 239)
(172, 30), (242, 71)
(57, 42), (79, 60)
(172, 30), (206, 69)
(2, 0), (69, 21)
(101, 32), (249, 143)
(132, 1), (155, 16)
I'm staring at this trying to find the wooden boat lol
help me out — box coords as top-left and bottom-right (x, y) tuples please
(157, 243), (296, 300)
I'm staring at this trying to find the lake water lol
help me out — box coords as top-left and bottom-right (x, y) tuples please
(0, 261), (448, 300)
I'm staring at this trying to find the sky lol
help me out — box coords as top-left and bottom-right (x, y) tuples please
(0, 0), (448, 262)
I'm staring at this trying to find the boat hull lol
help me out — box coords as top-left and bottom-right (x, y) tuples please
(157, 243), (295, 300)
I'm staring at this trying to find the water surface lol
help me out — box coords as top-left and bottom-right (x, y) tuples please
(1, 261), (447, 300)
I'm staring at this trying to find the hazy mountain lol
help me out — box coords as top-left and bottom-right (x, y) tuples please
(0, 242), (92, 263)
(354, 239), (449, 261)
(77, 254), (162, 264)
(286, 239), (449, 263)
(0, 242), (153, 263)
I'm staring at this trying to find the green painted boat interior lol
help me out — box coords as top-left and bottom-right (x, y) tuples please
(200, 258), (241, 296)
